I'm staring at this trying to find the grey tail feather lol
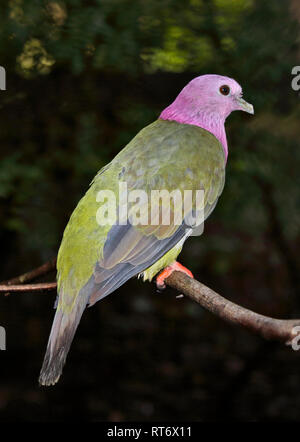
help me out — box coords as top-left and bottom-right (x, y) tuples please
(39, 291), (89, 386)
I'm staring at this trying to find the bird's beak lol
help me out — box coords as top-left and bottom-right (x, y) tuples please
(235, 96), (254, 114)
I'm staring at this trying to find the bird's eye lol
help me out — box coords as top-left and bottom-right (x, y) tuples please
(219, 85), (230, 96)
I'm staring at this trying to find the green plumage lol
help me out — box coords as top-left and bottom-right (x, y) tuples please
(40, 119), (225, 385)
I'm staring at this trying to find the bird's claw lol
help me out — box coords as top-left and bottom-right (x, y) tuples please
(156, 261), (194, 290)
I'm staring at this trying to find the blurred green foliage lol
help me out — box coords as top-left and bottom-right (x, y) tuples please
(0, 0), (299, 282)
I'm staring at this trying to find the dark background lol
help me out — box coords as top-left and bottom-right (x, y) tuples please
(0, 0), (300, 421)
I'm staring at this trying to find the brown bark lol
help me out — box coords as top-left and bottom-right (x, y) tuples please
(166, 271), (300, 346)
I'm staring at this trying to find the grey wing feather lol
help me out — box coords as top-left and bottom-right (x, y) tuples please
(88, 221), (191, 306)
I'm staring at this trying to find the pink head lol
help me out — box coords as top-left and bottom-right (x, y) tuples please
(160, 74), (254, 160)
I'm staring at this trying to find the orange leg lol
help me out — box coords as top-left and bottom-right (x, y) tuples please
(156, 261), (194, 290)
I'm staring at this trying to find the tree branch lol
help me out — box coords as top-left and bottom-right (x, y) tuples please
(0, 282), (57, 294)
(166, 271), (300, 346)
(1, 261), (300, 347)
(1, 258), (56, 285)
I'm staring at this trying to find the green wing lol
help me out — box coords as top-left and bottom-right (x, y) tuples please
(57, 119), (225, 312)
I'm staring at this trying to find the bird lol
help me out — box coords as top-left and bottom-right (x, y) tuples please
(39, 74), (254, 386)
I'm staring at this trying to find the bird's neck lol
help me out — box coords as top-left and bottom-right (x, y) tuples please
(160, 106), (228, 161)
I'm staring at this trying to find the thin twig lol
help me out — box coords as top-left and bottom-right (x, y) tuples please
(1, 258), (56, 285)
(0, 282), (57, 295)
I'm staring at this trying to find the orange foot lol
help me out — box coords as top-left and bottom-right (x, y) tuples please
(156, 261), (194, 290)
